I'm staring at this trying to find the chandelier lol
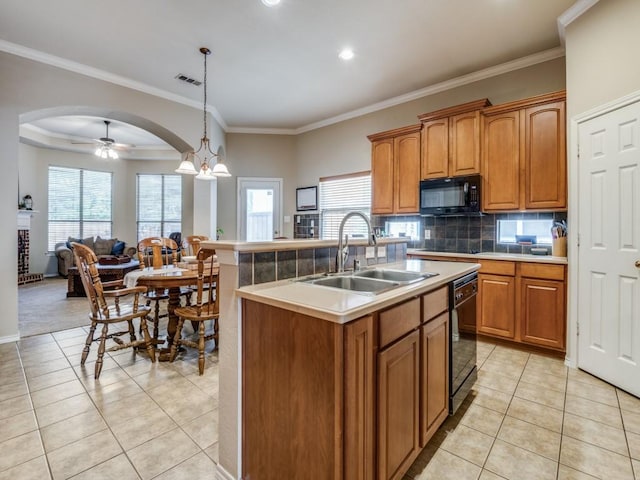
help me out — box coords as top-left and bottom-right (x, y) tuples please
(175, 47), (231, 180)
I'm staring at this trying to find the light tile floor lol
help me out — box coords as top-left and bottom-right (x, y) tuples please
(0, 324), (219, 479)
(2, 327), (640, 479)
(404, 339), (640, 480)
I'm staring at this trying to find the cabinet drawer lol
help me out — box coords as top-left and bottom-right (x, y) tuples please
(422, 286), (449, 322)
(479, 260), (515, 276)
(379, 298), (421, 349)
(519, 262), (565, 281)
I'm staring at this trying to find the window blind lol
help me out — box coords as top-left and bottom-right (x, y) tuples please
(48, 166), (112, 250)
(319, 172), (371, 239)
(136, 174), (182, 241)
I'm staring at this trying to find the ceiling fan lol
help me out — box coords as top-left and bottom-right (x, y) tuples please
(72, 120), (135, 159)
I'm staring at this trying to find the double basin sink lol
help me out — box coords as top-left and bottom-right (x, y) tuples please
(297, 268), (438, 295)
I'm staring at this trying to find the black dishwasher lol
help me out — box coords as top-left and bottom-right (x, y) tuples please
(449, 271), (478, 414)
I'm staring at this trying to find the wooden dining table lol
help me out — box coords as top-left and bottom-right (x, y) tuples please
(125, 267), (199, 361)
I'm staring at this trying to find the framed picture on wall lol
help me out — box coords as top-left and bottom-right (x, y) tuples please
(296, 186), (317, 211)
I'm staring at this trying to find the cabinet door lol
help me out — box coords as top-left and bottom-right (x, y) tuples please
(420, 312), (448, 447)
(372, 139), (395, 214)
(450, 111), (481, 177)
(478, 273), (515, 338)
(345, 316), (375, 480)
(394, 132), (421, 213)
(421, 118), (449, 179)
(520, 278), (565, 350)
(524, 101), (566, 209)
(378, 330), (420, 480)
(482, 112), (520, 211)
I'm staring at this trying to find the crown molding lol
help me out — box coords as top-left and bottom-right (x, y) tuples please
(2, 39), (565, 137)
(0, 39), (228, 132)
(294, 47), (565, 134)
(557, 0), (600, 45)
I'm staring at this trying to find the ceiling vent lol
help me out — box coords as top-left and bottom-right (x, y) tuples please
(175, 74), (202, 87)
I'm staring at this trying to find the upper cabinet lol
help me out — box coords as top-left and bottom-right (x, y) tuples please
(418, 99), (491, 179)
(368, 125), (422, 214)
(482, 91), (567, 211)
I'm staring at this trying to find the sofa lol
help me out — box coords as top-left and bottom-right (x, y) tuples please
(55, 236), (137, 277)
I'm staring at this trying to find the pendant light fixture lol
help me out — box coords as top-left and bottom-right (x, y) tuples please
(176, 47), (231, 180)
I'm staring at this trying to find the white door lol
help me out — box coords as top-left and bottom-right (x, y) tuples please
(578, 99), (640, 396)
(238, 178), (283, 241)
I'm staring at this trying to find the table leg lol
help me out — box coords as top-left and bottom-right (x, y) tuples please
(159, 287), (182, 362)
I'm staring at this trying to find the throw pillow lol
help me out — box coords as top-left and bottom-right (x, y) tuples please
(82, 236), (95, 252)
(111, 240), (126, 256)
(94, 236), (116, 256)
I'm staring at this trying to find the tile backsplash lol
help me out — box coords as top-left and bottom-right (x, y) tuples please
(373, 212), (568, 255)
(293, 214), (320, 239)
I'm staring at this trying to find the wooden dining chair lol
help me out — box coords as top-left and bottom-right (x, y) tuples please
(170, 247), (219, 375)
(136, 237), (189, 344)
(71, 242), (156, 379)
(183, 235), (209, 257)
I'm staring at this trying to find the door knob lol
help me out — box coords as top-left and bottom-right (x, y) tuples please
(636, 260), (640, 268)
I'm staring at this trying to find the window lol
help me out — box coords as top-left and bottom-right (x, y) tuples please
(48, 166), (112, 251)
(136, 174), (182, 241)
(497, 219), (553, 245)
(385, 220), (420, 240)
(319, 172), (371, 239)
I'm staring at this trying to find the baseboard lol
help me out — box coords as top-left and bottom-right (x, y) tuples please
(215, 464), (235, 480)
(0, 333), (20, 344)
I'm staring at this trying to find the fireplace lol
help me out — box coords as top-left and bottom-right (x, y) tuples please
(17, 211), (43, 285)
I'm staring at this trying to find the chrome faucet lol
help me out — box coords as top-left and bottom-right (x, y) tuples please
(336, 211), (377, 273)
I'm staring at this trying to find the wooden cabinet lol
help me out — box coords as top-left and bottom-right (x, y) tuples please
(418, 99), (491, 179)
(482, 91), (566, 211)
(378, 330), (420, 480)
(478, 273), (516, 339)
(369, 125), (421, 214)
(407, 253), (567, 353)
(519, 263), (566, 350)
(243, 286), (451, 480)
(345, 315), (376, 480)
(420, 312), (448, 446)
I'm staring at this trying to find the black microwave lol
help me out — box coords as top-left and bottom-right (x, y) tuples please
(419, 175), (481, 216)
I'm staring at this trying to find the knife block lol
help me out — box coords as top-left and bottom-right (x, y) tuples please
(552, 237), (567, 257)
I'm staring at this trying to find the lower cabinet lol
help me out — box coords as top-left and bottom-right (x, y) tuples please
(477, 273), (516, 338)
(377, 330), (420, 480)
(420, 312), (449, 446)
(242, 286), (450, 480)
(408, 254), (567, 352)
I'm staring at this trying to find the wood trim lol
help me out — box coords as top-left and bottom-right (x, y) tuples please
(320, 170), (371, 183)
(482, 90), (566, 116)
(367, 124), (422, 142)
(417, 98), (492, 122)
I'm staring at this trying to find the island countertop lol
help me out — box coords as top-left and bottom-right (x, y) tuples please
(236, 259), (479, 324)
(201, 236), (407, 253)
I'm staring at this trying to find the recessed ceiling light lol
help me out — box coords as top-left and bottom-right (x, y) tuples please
(261, 0), (280, 6)
(338, 48), (354, 61)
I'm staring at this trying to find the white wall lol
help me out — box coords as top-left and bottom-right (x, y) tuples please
(564, 0), (640, 366)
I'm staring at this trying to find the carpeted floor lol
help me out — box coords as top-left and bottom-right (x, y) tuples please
(18, 277), (91, 337)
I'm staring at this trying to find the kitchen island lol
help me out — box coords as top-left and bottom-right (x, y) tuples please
(199, 238), (478, 480)
(237, 259), (478, 480)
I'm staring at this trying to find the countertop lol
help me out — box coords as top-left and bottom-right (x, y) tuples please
(236, 259), (479, 324)
(407, 249), (568, 265)
(201, 237), (407, 253)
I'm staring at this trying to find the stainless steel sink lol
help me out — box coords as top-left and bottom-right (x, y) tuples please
(308, 275), (399, 294)
(353, 269), (438, 284)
